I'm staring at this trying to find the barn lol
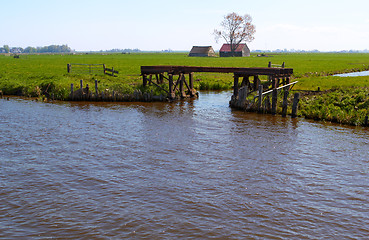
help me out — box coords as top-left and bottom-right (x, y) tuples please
(188, 46), (216, 57)
(219, 43), (250, 57)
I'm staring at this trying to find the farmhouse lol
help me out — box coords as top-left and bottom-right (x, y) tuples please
(219, 43), (250, 57)
(188, 46), (216, 57)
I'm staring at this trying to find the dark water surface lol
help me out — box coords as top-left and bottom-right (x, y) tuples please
(1, 92), (368, 239)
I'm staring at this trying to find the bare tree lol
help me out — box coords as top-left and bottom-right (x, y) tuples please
(214, 12), (256, 56)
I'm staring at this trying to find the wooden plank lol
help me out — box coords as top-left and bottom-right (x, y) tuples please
(255, 81), (299, 97)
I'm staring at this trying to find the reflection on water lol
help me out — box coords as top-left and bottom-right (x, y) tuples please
(1, 92), (368, 239)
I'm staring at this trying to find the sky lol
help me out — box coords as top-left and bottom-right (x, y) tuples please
(2, 0), (369, 52)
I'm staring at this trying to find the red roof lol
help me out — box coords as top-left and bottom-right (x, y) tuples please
(220, 44), (246, 52)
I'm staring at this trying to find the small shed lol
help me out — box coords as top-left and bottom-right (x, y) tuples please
(219, 43), (250, 57)
(188, 46), (216, 57)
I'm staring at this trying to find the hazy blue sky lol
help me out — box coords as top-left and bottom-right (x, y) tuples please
(2, 0), (369, 51)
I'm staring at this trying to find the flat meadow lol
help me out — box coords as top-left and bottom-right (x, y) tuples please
(1, 52), (369, 125)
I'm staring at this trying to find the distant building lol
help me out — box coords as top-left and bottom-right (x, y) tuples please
(188, 46), (216, 57)
(219, 43), (250, 57)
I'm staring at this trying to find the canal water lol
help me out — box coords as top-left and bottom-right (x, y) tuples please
(1, 92), (368, 239)
(334, 70), (369, 77)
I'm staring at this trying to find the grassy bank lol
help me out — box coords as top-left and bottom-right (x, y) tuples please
(1, 52), (369, 126)
(299, 87), (369, 126)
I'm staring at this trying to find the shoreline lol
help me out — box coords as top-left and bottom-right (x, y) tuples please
(2, 87), (368, 127)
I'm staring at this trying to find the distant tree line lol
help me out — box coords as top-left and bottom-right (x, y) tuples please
(102, 48), (141, 53)
(0, 44), (73, 54)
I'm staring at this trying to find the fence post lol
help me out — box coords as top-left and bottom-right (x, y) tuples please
(292, 93), (300, 118)
(85, 84), (89, 100)
(95, 80), (98, 96)
(67, 64), (71, 73)
(365, 116), (368, 126)
(70, 83), (74, 100)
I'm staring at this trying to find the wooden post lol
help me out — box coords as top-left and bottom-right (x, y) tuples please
(237, 86), (249, 109)
(189, 72), (194, 96)
(268, 62), (272, 87)
(189, 73), (194, 90)
(143, 74), (147, 87)
(67, 64), (71, 73)
(241, 75), (249, 87)
(291, 93), (300, 118)
(253, 75), (260, 92)
(282, 89), (289, 117)
(85, 84), (89, 100)
(271, 88), (278, 115)
(168, 74), (175, 100)
(179, 73), (186, 98)
(233, 75), (239, 97)
(264, 95), (271, 113)
(70, 83), (74, 100)
(80, 79), (83, 89)
(364, 116), (368, 126)
(258, 85), (263, 113)
(95, 79), (98, 96)
(282, 62), (285, 68)
(103, 64), (106, 74)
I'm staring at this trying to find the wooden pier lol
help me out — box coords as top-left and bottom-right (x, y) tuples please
(141, 65), (293, 99)
(141, 63), (299, 116)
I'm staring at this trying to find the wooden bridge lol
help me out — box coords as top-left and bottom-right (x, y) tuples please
(141, 64), (293, 100)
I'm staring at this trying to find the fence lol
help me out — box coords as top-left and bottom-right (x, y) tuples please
(67, 63), (105, 75)
(67, 63), (119, 76)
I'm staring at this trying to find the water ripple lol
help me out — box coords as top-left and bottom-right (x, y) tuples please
(1, 95), (368, 239)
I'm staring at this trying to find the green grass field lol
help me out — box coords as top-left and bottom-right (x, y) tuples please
(1, 52), (369, 125)
(1, 52), (369, 96)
